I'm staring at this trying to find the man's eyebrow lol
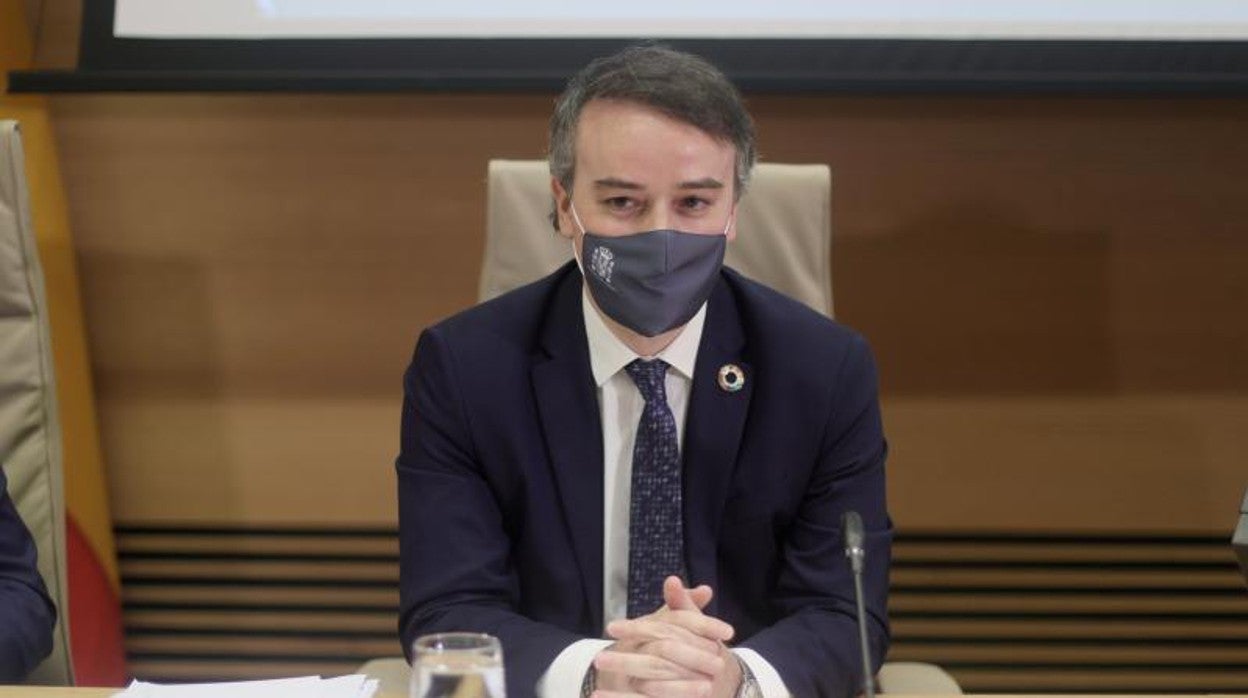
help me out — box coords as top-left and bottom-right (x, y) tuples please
(679, 177), (725, 190)
(591, 177), (725, 190)
(592, 177), (643, 190)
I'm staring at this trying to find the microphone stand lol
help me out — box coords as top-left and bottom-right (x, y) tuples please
(842, 511), (876, 698)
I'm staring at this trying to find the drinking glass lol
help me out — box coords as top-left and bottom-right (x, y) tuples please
(411, 632), (506, 698)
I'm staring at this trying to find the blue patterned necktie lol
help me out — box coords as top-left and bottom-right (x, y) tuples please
(624, 358), (686, 618)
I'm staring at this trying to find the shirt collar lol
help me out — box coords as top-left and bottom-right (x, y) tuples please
(582, 289), (706, 387)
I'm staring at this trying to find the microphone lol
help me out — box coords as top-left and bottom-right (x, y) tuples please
(842, 510), (876, 698)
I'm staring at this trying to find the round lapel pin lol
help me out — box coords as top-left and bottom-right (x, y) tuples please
(717, 363), (746, 393)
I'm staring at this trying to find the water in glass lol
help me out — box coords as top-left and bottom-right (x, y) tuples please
(411, 632), (505, 698)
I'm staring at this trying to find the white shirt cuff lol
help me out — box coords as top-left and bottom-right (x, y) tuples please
(734, 647), (791, 698)
(535, 638), (613, 697)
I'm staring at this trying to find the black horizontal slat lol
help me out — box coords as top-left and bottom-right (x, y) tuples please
(890, 584), (1247, 596)
(120, 579), (1241, 594)
(127, 579), (1244, 593)
(937, 661), (1248, 671)
(894, 559), (1236, 570)
(966, 686), (1248, 694)
(126, 627), (394, 640)
(118, 551), (399, 563)
(115, 525), (396, 538)
(123, 601), (395, 613)
(894, 532), (1227, 545)
(893, 610), (1248, 620)
(128, 652), (378, 663)
(132, 674), (361, 684)
(121, 576), (395, 588)
(894, 635), (1248, 647)
(115, 527), (1229, 545)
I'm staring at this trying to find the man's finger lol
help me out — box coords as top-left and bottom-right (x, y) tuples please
(664, 576), (697, 611)
(637, 608), (735, 643)
(590, 691), (647, 698)
(661, 576), (714, 613)
(631, 678), (715, 697)
(607, 618), (721, 656)
(607, 617), (724, 655)
(646, 638), (726, 677)
(598, 637), (725, 678)
(688, 584), (713, 610)
(593, 648), (705, 681)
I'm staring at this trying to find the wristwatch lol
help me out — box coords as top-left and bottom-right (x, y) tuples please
(735, 655), (763, 698)
(580, 666), (596, 697)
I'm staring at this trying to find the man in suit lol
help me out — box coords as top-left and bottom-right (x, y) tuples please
(398, 45), (890, 697)
(0, 466), (57, 682)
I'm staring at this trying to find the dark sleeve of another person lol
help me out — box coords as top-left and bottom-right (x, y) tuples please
(0, 467), (57, 682)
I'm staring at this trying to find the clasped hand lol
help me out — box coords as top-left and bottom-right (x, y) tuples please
(591, 576), (742, 698)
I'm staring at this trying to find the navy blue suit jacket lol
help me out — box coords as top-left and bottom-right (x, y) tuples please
(0, 467), (56, 682)
(398, 263), (890, 697)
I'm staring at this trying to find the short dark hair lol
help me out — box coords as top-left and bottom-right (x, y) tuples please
(548, 45), (757, 228)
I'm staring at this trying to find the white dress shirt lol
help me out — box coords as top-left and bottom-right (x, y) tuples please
(537, 291), (790, 697)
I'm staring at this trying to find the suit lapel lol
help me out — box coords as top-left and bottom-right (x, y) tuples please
(683, 278), (752, 602)
(531, 269), (605, 630)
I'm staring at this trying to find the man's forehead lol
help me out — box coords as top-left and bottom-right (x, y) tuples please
(577, 98), (712, 139)
(574, 99), (736, 187)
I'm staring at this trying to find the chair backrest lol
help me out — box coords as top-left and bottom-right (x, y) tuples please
(0, 120), (73, 684)
(480, 160), (834, 316)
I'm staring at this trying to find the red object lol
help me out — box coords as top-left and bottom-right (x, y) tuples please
(66, 516), (128, 686)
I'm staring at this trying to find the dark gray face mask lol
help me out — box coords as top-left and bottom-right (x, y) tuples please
(572, 204), (729, 337)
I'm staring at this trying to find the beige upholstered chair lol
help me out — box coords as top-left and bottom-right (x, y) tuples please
(361, 160), (960, 694)
(0, 120), (74, 684)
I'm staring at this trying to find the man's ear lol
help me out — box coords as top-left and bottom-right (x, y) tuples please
(725, 202), (739, 242)
(551, 177), (575, 240)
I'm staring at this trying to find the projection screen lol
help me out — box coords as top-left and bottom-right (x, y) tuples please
(10, 0), (1247, 93)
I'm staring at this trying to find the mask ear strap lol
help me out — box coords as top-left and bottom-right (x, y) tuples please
(721, 210), (736, 236)
(569, 202), (586, 271)
(569, 202), (589, 237)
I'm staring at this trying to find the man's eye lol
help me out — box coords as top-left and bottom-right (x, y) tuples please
(680, 196), (711, 211)
(604, 197), (637, 212)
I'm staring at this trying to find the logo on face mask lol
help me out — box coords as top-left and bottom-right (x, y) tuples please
(590, 245), (615, 284)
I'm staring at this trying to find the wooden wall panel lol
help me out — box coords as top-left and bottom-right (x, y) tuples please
(50, 94), (553, 525)
(887, 396), (1247, 533)
(46, 93), (1248, 533)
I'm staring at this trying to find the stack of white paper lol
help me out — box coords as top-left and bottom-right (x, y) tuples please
(115, 674), (379, 698)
